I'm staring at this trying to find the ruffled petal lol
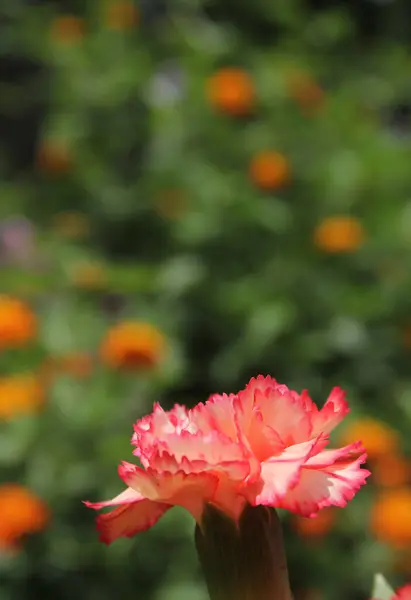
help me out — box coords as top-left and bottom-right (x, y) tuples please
(294, 389), (318, 413)
(83, 486), (170, 545)
(119, 461), (218, 521)
(167, 472), (218, 521)
(304, 441), (364, 468)
(132, 403), (195, 467)
(96, 501), (170, 545)
(118, 461), (160, 498)
(234, 375), (278, 431)
(278, 453), (370, 517)
(246, 416), (286, 463)
(211, 477), (248, 522)
(310, 387), (349, 437)
(191, 393), (238, 440)
(251, 387), (312, 447)
(149, 429), (251, 481)
(190, 396), (261, 482)
(84, 486), (145, 509)
(248, 438), (320, 506)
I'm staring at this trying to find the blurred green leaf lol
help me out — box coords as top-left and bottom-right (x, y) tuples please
(372, 574), (395, 600)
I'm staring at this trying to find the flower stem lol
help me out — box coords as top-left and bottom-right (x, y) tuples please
(195, 504), (293, 600)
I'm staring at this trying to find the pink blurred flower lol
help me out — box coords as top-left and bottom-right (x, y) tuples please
(396, 585), (411, 600)
(85, 375), (370, 544)
(0, 216), (35, 265)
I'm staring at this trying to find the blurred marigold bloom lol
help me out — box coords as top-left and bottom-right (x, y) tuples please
(207, 68), (255, 116)
(106, 1), (139, 30)
(371, 489), (411, 548)
(313, 216), (365, 253)
(286, 71), (325, 115)
(339, 417), (400, 461)
(0, 296), (37, 350)
(100, 321), (165, 371)
(50, 15), (85, 44)
(249, 151), (290, 190)
(52, 212), (90, 239)
(85, 375), (369, 544)
(36, 139), (72, 175)
(292, 508), (336, 538)
(373, 454), (410, 488)
(0, 485), (49, 551)
(0, 374), (44, 420)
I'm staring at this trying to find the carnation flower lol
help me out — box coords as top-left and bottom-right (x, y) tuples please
(85, 375), (369, 544)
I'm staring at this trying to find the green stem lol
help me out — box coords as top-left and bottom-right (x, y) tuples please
(195, 504), (293, 600)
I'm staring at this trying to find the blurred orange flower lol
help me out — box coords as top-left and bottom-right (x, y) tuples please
(0, 484), (49, 551)
(207, 68), (255, 117)
(52, 212), (90, 239)
(338, 418), (400, 461)
(286, 71), (325, 115)
(71, 262), (108, 291)
(313, 216), (365, 253)
(373, 454), (410, 488)
(292, 508), (336, 538)
(100, 321), (165, 370)
(106, 1), (139, 30)
(370, 489), (411, 548)
(50, 15), (85, 44)
(0, 296), (37, 350)
(249, 151), (290, 190)
(0, 374), (44, 421)
(36, 139), (72, 175)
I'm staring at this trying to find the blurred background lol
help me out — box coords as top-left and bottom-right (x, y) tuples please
(1, 0), (411, 599)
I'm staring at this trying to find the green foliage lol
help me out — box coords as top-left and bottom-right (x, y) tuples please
(372, 574), (396, 600)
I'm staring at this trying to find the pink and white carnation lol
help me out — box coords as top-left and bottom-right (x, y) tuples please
(85, 375), (370, 544)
